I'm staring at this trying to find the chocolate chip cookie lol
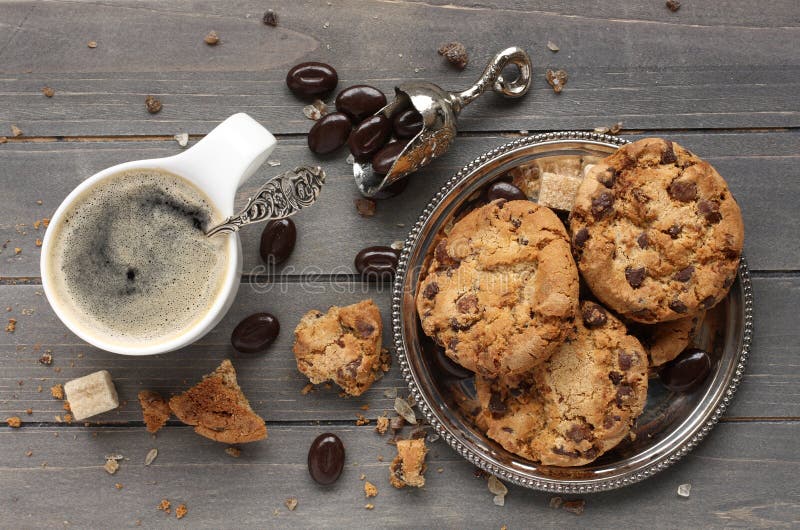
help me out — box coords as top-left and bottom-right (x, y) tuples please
(416, 200), (579, 378)
(476, 301), (648, 466)
(570, 138), (744, 323)
(293, 299), (389, 396)
(644, 311), (705, 367)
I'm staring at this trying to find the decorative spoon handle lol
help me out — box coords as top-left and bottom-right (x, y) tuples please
(449, 46), (532, 115)
(206, 165), (325, 237)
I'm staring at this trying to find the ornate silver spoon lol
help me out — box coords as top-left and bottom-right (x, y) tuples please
(206, 165), (325, 236)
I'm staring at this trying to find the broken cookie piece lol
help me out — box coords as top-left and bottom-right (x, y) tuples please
(389, 438), (428, 489)
(169, 360), (267, 444)
(293, 299), (389, 397)
(138, 390), (171, 434)
(63, 370), (119, 421)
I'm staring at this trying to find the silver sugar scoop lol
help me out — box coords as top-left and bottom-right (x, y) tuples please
(206, 165), (325, 236)
(354, 46), (532, 198)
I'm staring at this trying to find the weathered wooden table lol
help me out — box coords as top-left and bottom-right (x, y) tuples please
(1, 1), (798, 527)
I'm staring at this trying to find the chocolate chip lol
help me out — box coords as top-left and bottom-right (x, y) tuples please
(262, 9), (278, 26)
(501, 426), (514, 433)
(591, 191), (615, 219)
(625, 266), (646, 289)
(608, 371), (623, 385)
(723, 247), (740, 260)
(422, 282), (439, 300)
(456, 294), (478, 314)
(337, 358), (361, 380)
(700, 295), (716, 309)
(669, 299), (688, 313)
(618, 351), (636, 371)
(667, 224), (682, 239)
(674, 266), (694, 282)
(434, 240), (457, 267)
(582, 303), (608, 328)
(449, 318), (471, 331)
(615, 384), (633, 406)
(668, 180), (697, 202)
(597, 168), (616, 188)
(572, 228), (590, 249)
(566, 424), (592, 443)
(662, 141), (677, 164)
(698, 200), (722, 224)
(552, 446), (580, 458)
(582, 447), (598, 460)
(447, 338), (459, 350)
(509, 217), (522, 229)
(603, 414), (621, 429)
(636, 232), (649, 249)
(488, 392), (507, 419)
(632, 308), (657, 321)
(355, 320), (376, 338)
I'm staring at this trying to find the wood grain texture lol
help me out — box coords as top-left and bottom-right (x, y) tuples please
(1, 131), (798, 278)
(0, 422), (798, 528)
(0, 0), (798, 135)
(0, 276), (797, 423)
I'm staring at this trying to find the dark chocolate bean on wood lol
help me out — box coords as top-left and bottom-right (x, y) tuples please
(231, 313), (280, 353)
(260, 218), (297, 265)
(286, 62), (338, 99)
(307, 112), (351, 154)
(307, 433), (345, 485)
(348, 115), (391, 162)
(335, 85), (387, 123)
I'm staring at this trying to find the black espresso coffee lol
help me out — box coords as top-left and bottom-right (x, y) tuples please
(46, 169), (230, 346)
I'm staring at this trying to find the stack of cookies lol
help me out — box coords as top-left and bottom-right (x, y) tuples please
(415, 138), (744, 467)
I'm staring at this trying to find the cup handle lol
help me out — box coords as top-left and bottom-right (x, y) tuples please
(163, 113), (277, 215)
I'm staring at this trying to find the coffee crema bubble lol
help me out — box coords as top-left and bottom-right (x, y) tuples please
(47, 169), (231, 346)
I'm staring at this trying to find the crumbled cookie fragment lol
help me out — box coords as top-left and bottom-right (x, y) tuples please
(204, 31), (220, 45)
(115, 483), (123, 490)
(546, 69), (568, 94)
(50, 384), (64, 400)
(175, 504), (187, 519)
(364, 503), (374, 510)
(104, 458), (119, 475)
(437, 41), (468, 69)
(284, 497), (298, 511)
(87, 41), (97, 48)
(169, 360), (267, 444)
(6, 416), (21, 428)
(300, 383), (314, 395)
(38, 352), (53, 365)
(356, 414), (370, 426)
(355, 198), (377, 217)
(138, 390), (171, 434)
(145, 95), (162, 114)
(224, 446), (241, 458)
(375, 415), (389, 435)
(293, 300), (388, 397)
(158, 499), (171, 513)
(563, 499), (585, 515)
(42, 87), (55, 97)
(25, 409), (32, 415)
(0, 137), (7, 144)
(549, 496), (563, 509)
(5, 319), (16, 333)
(263, 9), (278, 26)
(13, 248), (21, 255)
(364, 481), (378, 498)
(666, 0), (681, 12)
(389, 438), (427, 488)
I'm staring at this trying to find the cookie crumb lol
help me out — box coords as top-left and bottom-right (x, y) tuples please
(145, 95), (162, 114)
(666, 0), (681, 12)
(359, 473), (366, 480)
(115, 483), (123, 490)
(138, 390), (170, 434)
(87, 41), (97, 48)
(355, 413), (370, 426)
(225, 446), (241, 458)
(438, 42), (468, 69)
(545, 69), (568, 94)
(5, 319), (16, 333)
(50, 384), (64, 400)
(355, 198), (377, 217)
(436, 467), (444, 473)
(677, 483), (691, 498)
(562, 499), (585, 515)
(175, 504), (187, 519)
(13, 248), (21, 255)
(25, 450), (32, 456)
(284, 497), (298, 511)
(0, 137), (7, 144)
(42, 87), (55, 97)
(364, 503), (374, 510)
(609, 121), (623, 135)
(158, 499), (171, 513)
(548, 496), (563, 509)
(104, 458), (120, 475)
(263, 9), (278, 26)
(375, 415), (389, 435)
(389, 438), (427, 488)
(25, 409), (32, 415)
(300, 383), (314, 395)
(204, 31), (220, 45)
(364, 481), (378, 498)
(35, 239), (43, 247)
(6, 416), (21, 428)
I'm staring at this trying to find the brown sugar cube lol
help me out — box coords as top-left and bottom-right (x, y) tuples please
(537, 171), (584, 211)
(508, 163), (541, 200)
(389, 438), (428, 489)
(137, 390), (171, 433)
(63, 371), (119, 421)
(293, 300), (389, 397)
(169, 360), (267, 444)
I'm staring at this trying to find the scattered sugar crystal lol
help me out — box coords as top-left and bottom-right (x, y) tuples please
(144, 448), (158, 466)
(267, 160), (281, 167)
(174, 133), (189, 147)
(488, 475), (507, 506)
(394, 397), (416, 425)
(303, 100), (328, 121)
(390, 240), (404, 250)
(677, 483), (691, 498)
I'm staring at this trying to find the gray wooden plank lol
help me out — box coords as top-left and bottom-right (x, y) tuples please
(1, 131), (798, 277)
(0, 275), (797, 423)
(0, 0), (798, 135)
(0, 422), (798, 528)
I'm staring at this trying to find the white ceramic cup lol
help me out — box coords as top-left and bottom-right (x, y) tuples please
(40, 113), (276, 356)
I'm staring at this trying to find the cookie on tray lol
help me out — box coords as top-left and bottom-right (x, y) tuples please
(476, 301), (648, 467)
(569, 138), (744, 323)
(293, 299), (389, 397)
(644, 311), (705, 367)
(416, 200), (579, 378)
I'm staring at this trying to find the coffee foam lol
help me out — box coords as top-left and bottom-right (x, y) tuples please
(47, 169), (230, 345)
